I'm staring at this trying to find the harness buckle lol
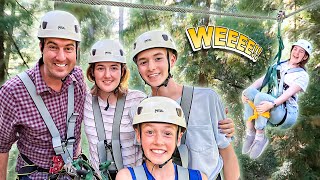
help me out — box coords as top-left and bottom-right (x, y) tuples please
(49, 155), (64, 174)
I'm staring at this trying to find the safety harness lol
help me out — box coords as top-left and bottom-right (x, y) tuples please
(172, 85), (194, 168)
(17, 71), (78, 178)
(132, 164), (190, 180)
(92, 94), (126, 179)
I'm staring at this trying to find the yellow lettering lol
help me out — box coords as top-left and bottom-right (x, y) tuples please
(186, 26), (214, 51)
(237, 34), (248, 52)
(214, 27), (227, 47)
(226, 29), (239, 49)
(245, 39), (256, 56)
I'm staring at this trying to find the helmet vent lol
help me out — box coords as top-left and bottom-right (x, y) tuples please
(162, 34), (168, 41)
(137, 107), (143, 115)
(133, 43), (137, 49)
(74, 25), (79, 33)
(176, 108), (182, 117)
(92, 49), (96, 56)
(120, 49), (124, 56)
(42, 22), (48, 29)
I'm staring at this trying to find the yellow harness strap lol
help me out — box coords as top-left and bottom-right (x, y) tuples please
(247, 100), (270, 121)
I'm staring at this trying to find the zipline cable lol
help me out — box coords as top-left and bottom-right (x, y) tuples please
(51, 0), (320, 21)
(50, 0), (277, 20)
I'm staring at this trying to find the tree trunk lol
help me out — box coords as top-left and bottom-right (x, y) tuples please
(119, 6), (124, 42)
(0, 0), (6, 85)
(198, 0), (211, 87)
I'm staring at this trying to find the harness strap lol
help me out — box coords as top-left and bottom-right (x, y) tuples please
(180, 85), (194, 144)
(278, 66), (304, 96)
(92, 94), (126, 173)
(17, 72), (76, 164)
(111, 94), (126, 170)
(65, 81), (78, 163)
(172, 85), (193, 168)
(133, 164), (190, 180)
(132, 165), (148, 180)
(247, 100), (270, 122)
(177, 165), (190, 180)
(17, 154), (50, 178)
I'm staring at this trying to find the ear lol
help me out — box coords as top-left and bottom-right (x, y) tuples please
(176, 130), (184, 147)
(39, 42), (43, 52)
(134, 127), (141, 144)
(170, 52), (177, 68)
(303, 54), (309, 60)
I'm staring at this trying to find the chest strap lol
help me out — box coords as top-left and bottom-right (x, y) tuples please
(17, 72), (77, 164)
(92, 94), (126, 173)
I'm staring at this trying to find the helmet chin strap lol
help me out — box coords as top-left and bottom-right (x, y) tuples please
(145, 155), (172, 169)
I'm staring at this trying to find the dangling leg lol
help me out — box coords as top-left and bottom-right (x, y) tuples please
(249, 92), (274, 159)
(242, 87), (259, 154)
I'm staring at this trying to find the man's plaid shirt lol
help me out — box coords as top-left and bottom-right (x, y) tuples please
(0, 61), (86, 179)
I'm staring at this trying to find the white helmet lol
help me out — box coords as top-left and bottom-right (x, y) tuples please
(89, 39), (126, 64)
(131, 30), (177, 62)
(38, 10), (81, 42)
(292, 39), (312, 56)
(133, 96), (186, 130)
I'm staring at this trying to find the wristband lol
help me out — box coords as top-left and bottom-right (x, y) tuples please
(273, 102), (277, 108)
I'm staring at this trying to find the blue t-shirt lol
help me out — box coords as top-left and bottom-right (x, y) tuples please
(127, 162), (202, 180)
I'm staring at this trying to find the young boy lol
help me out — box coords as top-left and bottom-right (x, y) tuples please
(116, 96), (208, 180)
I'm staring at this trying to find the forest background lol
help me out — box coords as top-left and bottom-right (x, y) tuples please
(0, 0), (319, 179)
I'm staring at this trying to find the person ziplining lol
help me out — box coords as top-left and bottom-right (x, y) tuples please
(241, 12), (313, 159)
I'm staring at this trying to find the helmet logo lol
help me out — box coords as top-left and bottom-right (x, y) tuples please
(162, 34), (168, 41)
(105, 51), (111, 55)
(58, 26), (65, 30)
(144, 39), (152, 43)
(155, 109), (164, 113)
(42, 22), (48, 29)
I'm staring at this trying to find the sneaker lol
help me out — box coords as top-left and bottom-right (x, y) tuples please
(249, 137), (269, 159)
(242, 134), (255, 154)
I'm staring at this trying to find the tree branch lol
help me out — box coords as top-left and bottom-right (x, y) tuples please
(7, 33), (30, 69)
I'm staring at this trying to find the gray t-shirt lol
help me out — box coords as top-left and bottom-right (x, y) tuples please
(176, 87), (231, 179)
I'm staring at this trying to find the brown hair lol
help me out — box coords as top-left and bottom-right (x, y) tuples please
(86, 63), (130, 96)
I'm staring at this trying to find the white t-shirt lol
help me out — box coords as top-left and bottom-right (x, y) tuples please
(279, 61), (309, 107)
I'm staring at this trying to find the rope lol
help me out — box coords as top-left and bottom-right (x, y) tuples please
(285, 0), (320, 18)
(50, 0), (277, 20)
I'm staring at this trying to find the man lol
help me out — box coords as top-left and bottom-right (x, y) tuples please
(131, 30), (240, 180)
(0, 10), (85, 179)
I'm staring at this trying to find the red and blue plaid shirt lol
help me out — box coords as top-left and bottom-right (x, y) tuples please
(0, 60), (85, 179)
